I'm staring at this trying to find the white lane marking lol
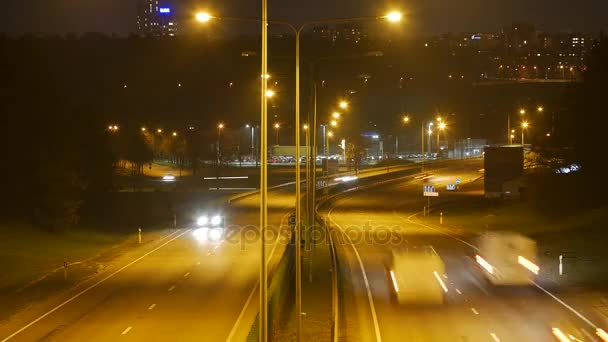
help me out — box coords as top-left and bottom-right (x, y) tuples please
(184, 272), (190, 278)
(1, 229), (187, 342)
(148, 304), (156, 310)
(534, 282), (598, 329)
(404, 205), (603, 331)
(121, 326), (132, 335)
(403, 212), (478, 250)
(225, 211), (291, 342)
(471, 308), (479, 315)
(490, 332), (500, 341)
(329, 206), (383, 342)
(168, 285), (176, 292)
(456, 289), (462, 295)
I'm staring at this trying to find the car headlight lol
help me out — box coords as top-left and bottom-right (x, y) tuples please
(197, 216), (209, 226)
(211, 215), (222, 226)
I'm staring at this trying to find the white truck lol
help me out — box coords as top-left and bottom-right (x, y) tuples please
(388, 246), (448, 305)
(475, 231), (539, 286)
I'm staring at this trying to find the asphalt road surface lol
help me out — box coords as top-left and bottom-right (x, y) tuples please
(325, 162), (608, 342)
(0, 188), (295, 342)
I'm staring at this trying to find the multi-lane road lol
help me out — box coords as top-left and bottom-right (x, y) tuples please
(325, 162), (608, 341)
(0, 188), (294, 342)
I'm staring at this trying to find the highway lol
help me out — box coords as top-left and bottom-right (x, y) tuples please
(325, 161), (608, 342)
(0, 164), (418, 342)
(0, 188), (294, 342)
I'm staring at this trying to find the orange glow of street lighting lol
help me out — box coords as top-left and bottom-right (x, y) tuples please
(537, 106), (544, 112)
(274, 123), (280, 129)
(327, 131), (334, 137)
(195, 12), (212, 23)
(522, 121), (529, 129)
(265, 89), (275, 98)
(330, 120), (338, 127)
(403, 116), (410, 123)
(385, 11), (403, 22)
(157, 128), (163, 133)
(439, 122), (447, 130)
(339, 101), (348, 109)
(218, 123), (225, 129)
(141, 127), (146, 132)
(332, 112), (341, 119)
(519, 109), (526, 115)
(303, 124), (309, 130)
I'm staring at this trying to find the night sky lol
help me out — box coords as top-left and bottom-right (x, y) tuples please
(1, 0), (607, 36)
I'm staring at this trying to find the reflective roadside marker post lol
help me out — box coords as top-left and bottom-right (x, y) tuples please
(440, 212), (443, 225)
(559, 255), (563, 275)
(138, 228), (142, 244)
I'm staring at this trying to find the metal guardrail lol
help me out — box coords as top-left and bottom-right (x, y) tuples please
(227, 164), (415, 205)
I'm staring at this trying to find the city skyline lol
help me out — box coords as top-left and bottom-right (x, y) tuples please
(1, 0), (607, 37)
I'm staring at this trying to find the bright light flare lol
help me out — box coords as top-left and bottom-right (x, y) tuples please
(518, 256), (540, 275)
(195, 12), (212, 23)
(339, 101), (349, 109)
(552, 328), (572, 342)
(211, 215), (222, 226)
(389, 270), (399, 292)
(332, 112), (341, 119)
(196, 216), (209, 226)
(522, 122), (529, 129)
(476, 255), (494, 274)
(439, 122), (447, 130)
(433, 271), (449, 293)
(265, 89), (275, 98)
(334, 176), (358, 183)
(162, 175), (176, 182)
(596, 328), (608, 341)
(330, 120), (338, 127)
(385, 11), (403, 22)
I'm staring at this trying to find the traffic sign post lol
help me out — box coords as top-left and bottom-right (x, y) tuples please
(446, 184), (456, 191)
(423, 185), (439, 215)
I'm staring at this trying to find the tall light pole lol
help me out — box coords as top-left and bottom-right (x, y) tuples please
(259, 1), (269, 339)
(217, 123), (224, 167)
(438, 122), (446, 154)
(522, 121), (529, 145)
(246, 124), (255, 163)
(274, 123), (280, 145)
(196, 11), (402, 342)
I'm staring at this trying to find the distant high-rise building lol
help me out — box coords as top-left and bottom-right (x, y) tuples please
(137, 0), (178, 37)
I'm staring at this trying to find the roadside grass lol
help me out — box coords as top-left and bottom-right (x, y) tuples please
(0, 223), (130, 292)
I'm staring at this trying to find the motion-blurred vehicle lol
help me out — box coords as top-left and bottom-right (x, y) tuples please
(474, 231), (538, 286)
(387, 246), (448, 305)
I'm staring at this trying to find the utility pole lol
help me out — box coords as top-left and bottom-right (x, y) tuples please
(259, 0), (268, 339)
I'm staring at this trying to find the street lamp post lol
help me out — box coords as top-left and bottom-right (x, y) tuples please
(217, 123), (224, 167)
(274, 123), (280, 145)
(196, 11), (402, 342)
(522, 122), (529, 145)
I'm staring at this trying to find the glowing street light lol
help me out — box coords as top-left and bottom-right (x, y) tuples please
(330, 120), (338, 127)
(265, 89), (275, 98)
(521, 121), (530, 144)
(172, 131), (178, 137)
(218, 123), (225, 130)
(157, 128), (163, 133)
(332, 112), (341, 119)
(274, 123), (280, 145)
(537, 106), (544, 113)
(385, 11), (403, 22)
(141, 127), (147, 132)
(519, 109), (526, 115)
(303, 124), (309, 130)
(439, 122), (447, 130)
(339, 101), (349, 109)
(403, 116), (410, 123)
(437, 116), (443, 122)
(327, 131), (333, 137)
(195, 12), (212, 23)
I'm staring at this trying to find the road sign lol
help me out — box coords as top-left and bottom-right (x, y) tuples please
(423, 185), (439, 197)
(446, 184), (456, 191)
(456, 179), (461, 185)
